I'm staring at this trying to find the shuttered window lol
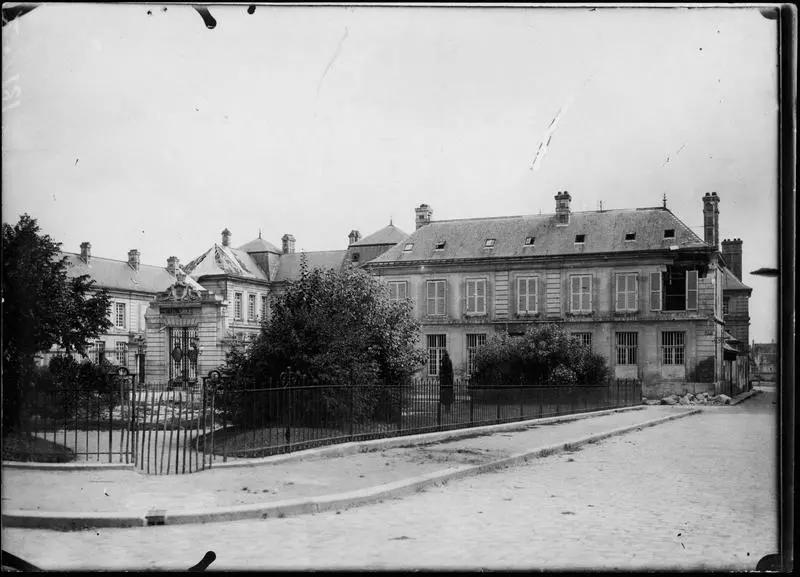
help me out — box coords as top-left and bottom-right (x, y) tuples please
(650, 272), (662, 311)
(615, 273), (638, 311)
(686, 270), (698, 311)
(388, 281), (408, 303)
(426, 280), (446, 316)
(517, 277), (538, 314)
(466, 279), (486, 314)
(570, 275), (592, 312)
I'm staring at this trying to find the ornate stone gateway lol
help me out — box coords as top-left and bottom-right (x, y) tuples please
(169, 326), (199, 385)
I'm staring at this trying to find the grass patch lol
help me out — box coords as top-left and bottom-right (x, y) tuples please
(2, 432), (76, 463)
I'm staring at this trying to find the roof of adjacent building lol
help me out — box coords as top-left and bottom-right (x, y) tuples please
(60, 253), (203, 294)
(183, 245), (269, 281)
(351, 223), (409, 247)
(273, 250), (348, 282)
(237, 236), (282, 254)
(722, 267), (752, 291)
(369, 207), (707, 264)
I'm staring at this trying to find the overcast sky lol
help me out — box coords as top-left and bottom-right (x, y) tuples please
(2, 3), (779, 342)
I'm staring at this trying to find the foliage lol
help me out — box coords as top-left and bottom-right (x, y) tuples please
(470, 324), (610, 387)
(220, 258), (426, 427)
(3, 214), (112, 433)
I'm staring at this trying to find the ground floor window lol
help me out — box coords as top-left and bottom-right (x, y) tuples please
(466, 333), (487, 375)
(427, 334), (447, 376)
(615, 332), (638, 365)
(661, 331), (685, 365)
(572, 332), (592, 350)
(115, 342), (128, 367)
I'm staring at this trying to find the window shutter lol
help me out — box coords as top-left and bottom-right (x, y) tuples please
(615, 275), (624, 311)
(650, 272), (662, 310)
(686, 270), (698, 310)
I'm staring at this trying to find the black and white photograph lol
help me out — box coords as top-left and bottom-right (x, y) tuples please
(1, 2), (794, 571)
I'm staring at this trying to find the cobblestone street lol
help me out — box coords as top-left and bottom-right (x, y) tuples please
(2, 391), (778, 571)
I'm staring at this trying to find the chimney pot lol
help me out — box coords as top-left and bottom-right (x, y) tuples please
(281, 234), (296, 254)
(80, 242), (91, 263)
(554, 191), (571, 224)
(702, 192), (720, 250)
(415, 204), (433, 230)
(348, 230), (361, 245)
(128, 249), (140, 271)
(221, 228), (231, 247)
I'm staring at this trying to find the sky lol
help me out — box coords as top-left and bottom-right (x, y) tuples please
(2, 3), (780, 342)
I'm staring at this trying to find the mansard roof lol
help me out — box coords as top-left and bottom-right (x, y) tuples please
(369, 206), (707, 264)
(273, 250), (348, 283)
(237, 236), (282, 254)
(351, 223), (409, 247)
(183, 244), (269, 281)
(722, 266), (752, 292)
(60, 252), (203, 294)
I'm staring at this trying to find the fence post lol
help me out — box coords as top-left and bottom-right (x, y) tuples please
(469, 382), (474, 424)
(349, 382), (354, 438)
(397, 380), (403, 432)
(519, 376), (524, 420)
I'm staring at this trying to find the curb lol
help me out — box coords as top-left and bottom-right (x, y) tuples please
(729, 390), (760, 406)
(1, 407), (700, 530)
(1, 461), (136, 472)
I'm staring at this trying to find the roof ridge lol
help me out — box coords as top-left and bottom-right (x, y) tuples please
(62, 251), (170, 271)
(428, 207), (662, 224)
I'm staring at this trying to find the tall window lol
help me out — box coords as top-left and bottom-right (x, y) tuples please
(723, 297), (730, 316)
(572, 332), (593, 350)
(114, 302), (126, 329)
(517, 277), (538, 314)
(234, 292), (243, 320)
(261, 295), (269, 320)
(115, 342), (128, 367)
(92, 340), (106, 364)
(686, 270), (698, 310)
(426, 280), (446, 316)
(570, 275), (592, 313)
(427, 334), (447, 376)
(465, 279), (486, 314)
(616, 332), (638, 365)
(661, 331), (685, 365)
(650, 272), (662, 311)
(466, 333), (487, 375)
(615, 273), (638, 311)
(388, 281), (408, 303)
(248, 294), (256, 321)
(663, 269), (698, 311)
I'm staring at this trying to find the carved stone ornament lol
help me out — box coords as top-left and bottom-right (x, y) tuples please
(157, 280), (202, 303)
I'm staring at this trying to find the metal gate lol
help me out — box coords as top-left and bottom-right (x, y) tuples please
(168, 327), (199, 385)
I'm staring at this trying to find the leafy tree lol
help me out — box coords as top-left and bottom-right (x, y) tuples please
(222, 256), (426, 427)
(2, 214), (112, 433)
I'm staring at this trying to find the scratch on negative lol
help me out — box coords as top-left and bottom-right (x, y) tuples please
(317, 27), (349, 96)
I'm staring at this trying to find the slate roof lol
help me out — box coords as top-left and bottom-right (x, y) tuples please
(61, 253), (203, 294)
(370, 207), (706, 264)
(351, 224), (409, 247)
(722, 267), (752, 291)
(183, 245), (269, 281)
(273, 250), (348, 282)
(237, 236), (282, 254)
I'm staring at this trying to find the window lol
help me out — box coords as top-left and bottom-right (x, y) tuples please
(524, 236), (535, 246)
(570, 275), (592, 312)
(517, 277), (538, 314)
(426, 280), (446, 316)
(261, 295), (268, 320)
(234, 292), (243, 320)
(572, 332), (593, 350)
(723, 297), (730, 315)
(650, 272), (662, 311)
(615, 273), (638, 311)
(114, 302), (126, 329)
(248, 294), (256, 321)
(89, 340), (106, 364)
(625, 232), (636, 241)
(661, 331), (685, 365)
(616, 332), (638, 365)
(403, 243), (414, 252)
(388, 280), (408, 303)
(427, 334), (447, 376)
(664, 229), (675, 239)
(115, 342), (128, 367)
(465, 279), (486, 315)
(466, 333), (487, 375)
(575, 234), (586, 244)
(435, 240), (446, 250)
(663, 269), (698, 311)
(484, 239), (496, 248)
(352, 252), (360, 262)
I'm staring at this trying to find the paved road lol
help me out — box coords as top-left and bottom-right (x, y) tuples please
(2, 392), (778, 571)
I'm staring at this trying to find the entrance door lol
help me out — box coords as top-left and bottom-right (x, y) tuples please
(168, 327), (199, 385)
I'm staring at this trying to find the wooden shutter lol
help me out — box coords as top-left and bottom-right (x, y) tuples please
(650, 272), (662, 311)
(686, 270), (698, 310)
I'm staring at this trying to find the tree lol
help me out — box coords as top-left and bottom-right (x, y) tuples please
(222, 257), (427, 426)
(2, 214), (112, 433)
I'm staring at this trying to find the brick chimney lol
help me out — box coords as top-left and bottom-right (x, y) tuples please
(702, 192), (720, 250)
(721, 238), (743, 280)
(281, 234), (296, 254)
(415, 204), (433, 230)
(80, 241), (91, 263)
(555, 191), (571, 225)
(167, 256), (180, 275)
(221, 228), (231, 247)
(127, 249), (140, 271)
(348, 230), (361, 245)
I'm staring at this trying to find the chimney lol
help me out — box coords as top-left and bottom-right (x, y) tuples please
(415, 204), (433, 230)
(702, 192), (720, 250)
(721, 238), (743, 280)
(554, 191), (571, 225)
(348, 230), (361, 245)
(80, 241), (91, 263)
(127, 249), (140, 271)
(221, 228), (231, 247)
(281, 233), (296, 254)
(167, 256), (180, 276)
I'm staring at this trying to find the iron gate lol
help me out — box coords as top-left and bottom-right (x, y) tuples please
(169, 327), (199, 385)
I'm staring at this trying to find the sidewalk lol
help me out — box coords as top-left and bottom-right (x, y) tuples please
(2, 405), (700, 529)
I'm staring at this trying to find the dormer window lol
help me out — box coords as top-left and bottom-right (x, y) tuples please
(434, 240), (446, 250)
(664, 229), (675, 239)
(625, 232), (636, 241)
(575, 234), (585, 244)
(484, 239), (496, 248)
(524, 236), (535, 246)
(403, 243), (414, 252)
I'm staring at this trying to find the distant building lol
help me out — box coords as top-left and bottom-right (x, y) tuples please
(750, 342), (777, 383)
